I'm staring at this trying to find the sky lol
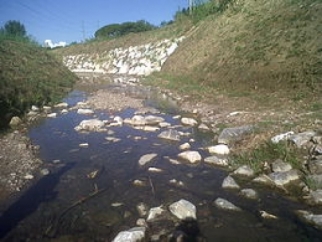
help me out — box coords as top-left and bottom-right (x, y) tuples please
(0, 0), (188, 46)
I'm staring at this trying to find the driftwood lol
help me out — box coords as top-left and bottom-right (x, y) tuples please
(45, 184), (106, 237)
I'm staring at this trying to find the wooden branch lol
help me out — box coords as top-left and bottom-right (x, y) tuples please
(45, 185), (106, 237)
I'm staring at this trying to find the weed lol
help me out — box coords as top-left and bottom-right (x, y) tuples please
(232, 141), (303, 172)
(310, 102), (322, 111)
(304, 176), (322, 190)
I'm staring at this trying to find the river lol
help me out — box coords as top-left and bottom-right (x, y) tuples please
(0, 76), (321, 241)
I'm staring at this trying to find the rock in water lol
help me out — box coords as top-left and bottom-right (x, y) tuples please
(214, 198), (241, 211)
(138, 153), (157, 166)
(74, 119), (105, 132)
(77, 108), (94, 115)
(112, 227), (146, 242)
(240, 188), (258, 199)
(222, 176), (240, 189)
(296, 210), (322, 229)
(146, 206), (165, 222)
(169, 199), (197, 220)
(178, 151), (202, 163)
(158, 129), (180, 141)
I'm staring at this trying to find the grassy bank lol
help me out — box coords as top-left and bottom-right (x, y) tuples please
(0, 38), (77, 128)
(161, 0), (322, 101)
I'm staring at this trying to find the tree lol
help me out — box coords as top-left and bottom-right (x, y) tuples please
(3, 20), (27, 37)
(95, 20), (156, 39)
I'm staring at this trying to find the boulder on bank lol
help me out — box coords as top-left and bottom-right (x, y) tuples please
(268, 169), (300, 186)
(208, 144), (230, 155)
(218, 125), (254, 144)
(9, 116), (22, 127)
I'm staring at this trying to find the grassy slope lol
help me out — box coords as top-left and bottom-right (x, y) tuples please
(0, 39), (77, 127)
(57, 0), (321, 111)
(162, 0), (322, 99)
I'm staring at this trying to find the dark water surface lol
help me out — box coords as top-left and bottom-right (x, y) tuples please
(1, 84), (322, 241)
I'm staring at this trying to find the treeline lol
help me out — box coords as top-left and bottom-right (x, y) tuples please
(0, 20), (37, 44)
(93, 1), (235, 40)
(95, 20), (157, 39)
(174, 0), (235, 23)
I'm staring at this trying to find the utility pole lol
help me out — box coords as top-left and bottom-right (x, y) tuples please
(81, 20), (86, 41)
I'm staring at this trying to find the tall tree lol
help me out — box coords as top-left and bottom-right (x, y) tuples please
(4, 20), (27, 37)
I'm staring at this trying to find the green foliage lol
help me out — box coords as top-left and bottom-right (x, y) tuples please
(95, 20), (156, 39)
(174, 0), (235, 23)
(2, 20), (26, 37)
(0, 20), (39, 46)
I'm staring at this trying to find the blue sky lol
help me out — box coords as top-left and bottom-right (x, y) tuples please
(0, 0), (188, 45)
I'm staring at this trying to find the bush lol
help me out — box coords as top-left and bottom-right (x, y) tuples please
(2, 20), (26, 37)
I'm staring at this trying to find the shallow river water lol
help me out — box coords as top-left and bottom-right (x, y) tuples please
(0, 80), (322, 241)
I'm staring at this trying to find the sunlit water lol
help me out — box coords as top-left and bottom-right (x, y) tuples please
(0, 83), (321, 241)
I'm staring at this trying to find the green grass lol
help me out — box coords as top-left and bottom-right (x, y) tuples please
(0, 37), (77, 128)
(143, 72), (215, 101)
(311, 102), (322, 111)
(304, 176), (322, 190)
(232, 141), (303, 172)
(162, 0), (322, 101)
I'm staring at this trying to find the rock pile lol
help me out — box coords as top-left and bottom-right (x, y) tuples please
(63, 37), (185, 76)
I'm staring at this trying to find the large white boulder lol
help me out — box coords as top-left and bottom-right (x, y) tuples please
(169, 199), (197, 220)
(138, 153), (157, 166)
(181, 117), (198, 126)
(208, 144), (230, 155)
(112, 227), (146, 242)
(74, 119), (105, 132)
(178, 151), (202, 163)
